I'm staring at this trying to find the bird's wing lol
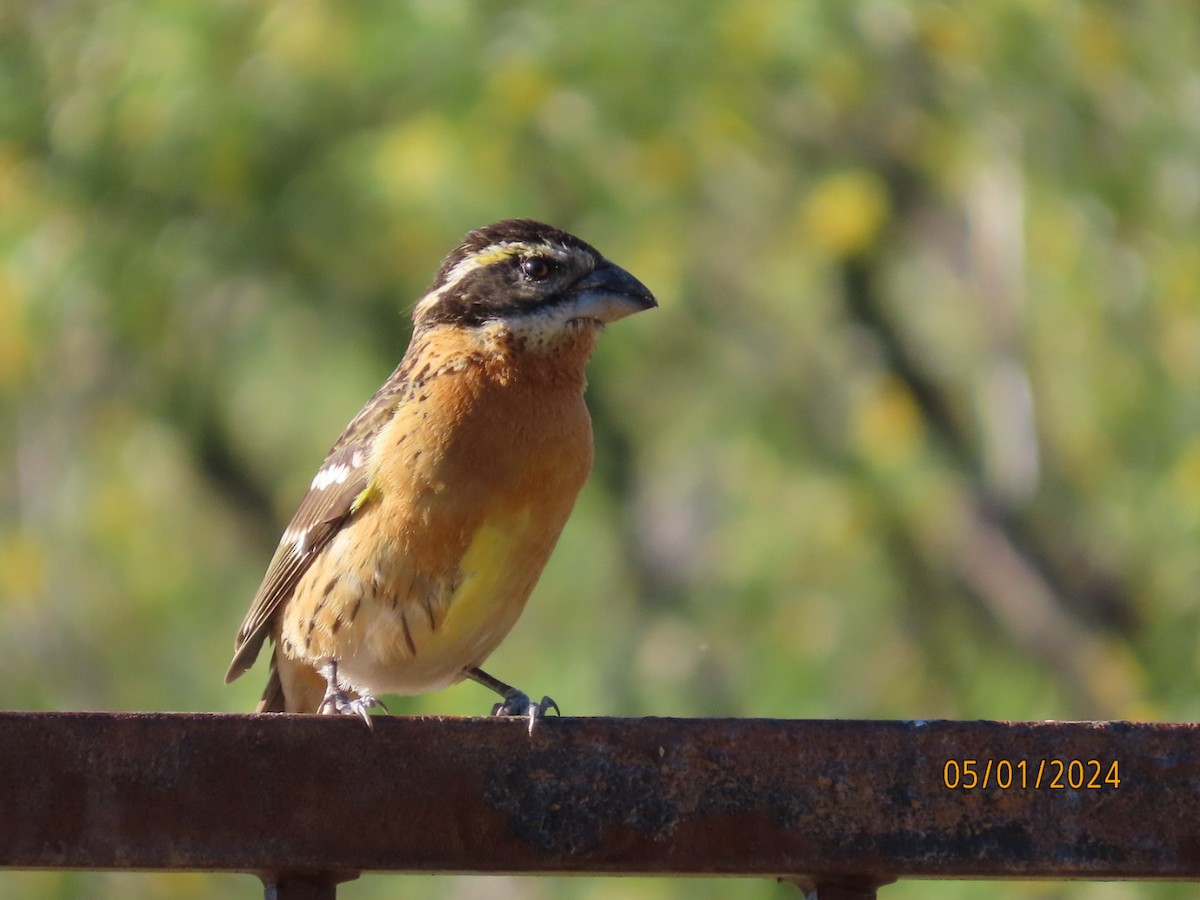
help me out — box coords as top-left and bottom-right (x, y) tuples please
(225, 362), (412, 683)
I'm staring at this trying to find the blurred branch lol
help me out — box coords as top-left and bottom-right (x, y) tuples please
(837, 165), (1139, 714)
(588, 385), (740, 715)
(192, 406), (278, 537)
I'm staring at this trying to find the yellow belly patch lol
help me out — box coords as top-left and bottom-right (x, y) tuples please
(435, 508), (538, 656)
(339, 506), (553, 695)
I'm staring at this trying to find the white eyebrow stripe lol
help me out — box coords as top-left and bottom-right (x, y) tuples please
(414, 241), (575, 317)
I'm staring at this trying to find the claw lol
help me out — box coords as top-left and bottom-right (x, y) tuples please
(464, 666), (560, 735)
(316, 659), (386, 728)
(491, 691), (560, 735)
(318, 691), (387, 727)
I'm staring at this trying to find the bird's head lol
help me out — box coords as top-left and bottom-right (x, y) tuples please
(412, 219), (657, 342)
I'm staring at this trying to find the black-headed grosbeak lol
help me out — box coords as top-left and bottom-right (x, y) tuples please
(225, 219), (655, 728)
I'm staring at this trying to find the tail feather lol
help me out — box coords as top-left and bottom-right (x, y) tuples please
(253, 650), (328, 713)
(256, 654), (287, 712)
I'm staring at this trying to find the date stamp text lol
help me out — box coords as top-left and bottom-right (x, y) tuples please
(942, 758), (1120, 790)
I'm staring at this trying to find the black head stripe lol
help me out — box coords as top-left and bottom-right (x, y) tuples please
(417, 219), (605, 328)
(428, 219), (600, 295)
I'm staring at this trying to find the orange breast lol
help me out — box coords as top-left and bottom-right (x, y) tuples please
(298, 324), (597, 695)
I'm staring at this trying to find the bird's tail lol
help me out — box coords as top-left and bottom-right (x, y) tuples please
(256, 653), (286, 712)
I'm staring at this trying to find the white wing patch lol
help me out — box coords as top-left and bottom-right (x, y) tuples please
(311, 462), (352, 491)
(282, 526), (310, 554)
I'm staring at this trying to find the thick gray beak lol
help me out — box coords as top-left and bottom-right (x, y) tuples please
(567, 261), (657, 324)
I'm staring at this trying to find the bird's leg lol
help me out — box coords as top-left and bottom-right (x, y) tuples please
(465, 666), (559, 735)
(316, 659), (387, 727)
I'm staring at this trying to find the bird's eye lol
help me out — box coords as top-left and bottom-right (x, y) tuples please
(520, 256), (553, 281)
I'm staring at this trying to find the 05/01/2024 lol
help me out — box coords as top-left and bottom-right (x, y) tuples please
(942, 758), (1121, 790)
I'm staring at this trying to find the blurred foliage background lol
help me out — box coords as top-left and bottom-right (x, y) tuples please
(2, 0), (1199, 898)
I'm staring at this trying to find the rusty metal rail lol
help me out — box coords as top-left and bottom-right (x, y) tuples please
(1, 714), (1197, 898)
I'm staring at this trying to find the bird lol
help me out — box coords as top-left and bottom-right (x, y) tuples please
(225, 218), (656, 730)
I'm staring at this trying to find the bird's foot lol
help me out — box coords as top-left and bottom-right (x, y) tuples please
(492, 690), (560, 736)
(318, 689), (388, 727)
(465, 666), (560, 735)
(316, 660), (387, 727)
